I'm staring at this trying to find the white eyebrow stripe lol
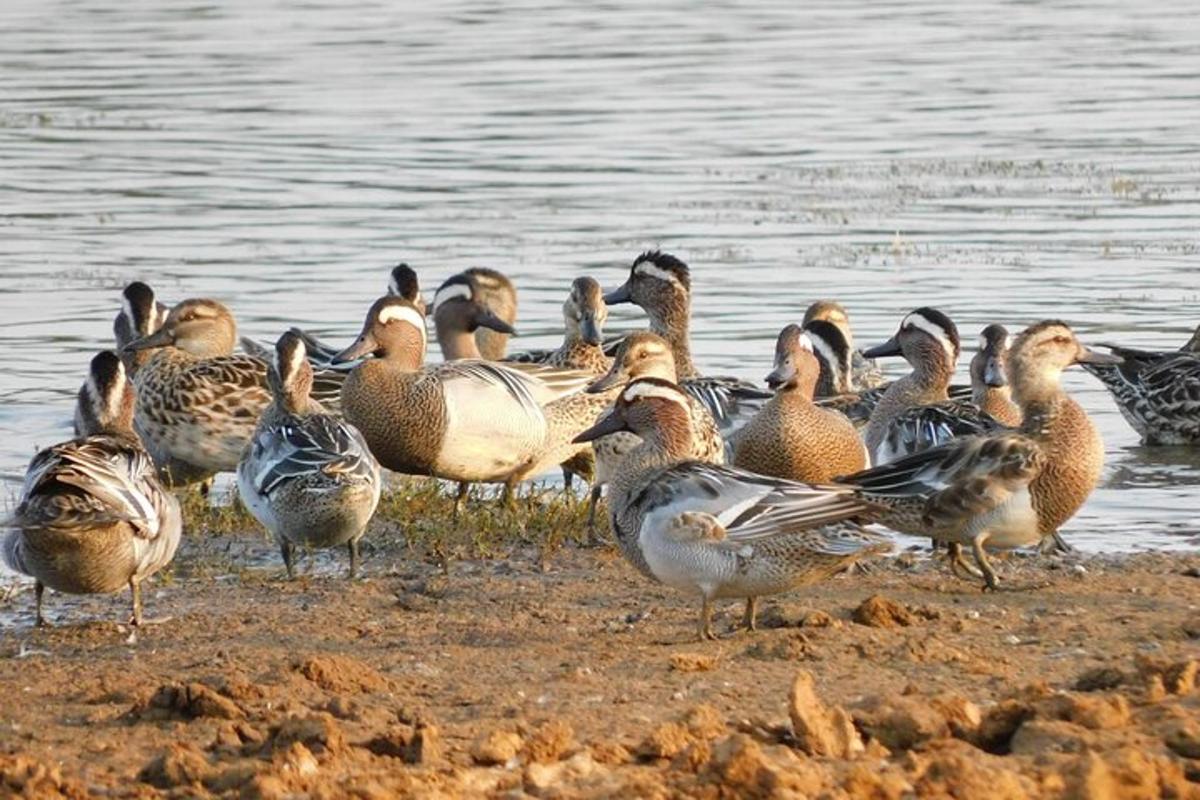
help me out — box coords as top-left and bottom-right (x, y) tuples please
(797, 332), (814, 352)
(807, 331), (838, 369)
(432, 283), (472, 312)
(633, 261), (683, 288)
(621, 381), (690, 411)
(903, 312), (957, 362)
(378, 304), (427, 343)
(388, 274), (401, 296)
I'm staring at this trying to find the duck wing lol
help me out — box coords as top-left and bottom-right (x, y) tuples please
(634, 461), (882, 543)
(877, 401), (1011, 464)
(248, 414), (378, 496)
(13, 436), (165, 538)
(682, 377), (772, 442)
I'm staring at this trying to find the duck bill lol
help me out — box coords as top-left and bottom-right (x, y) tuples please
(579, 315), (602, 346)
(572, 411), (628, 443)
(862, 336), (902, 359)
(475, 307), (516, 335)
(764, 364), (794, 391)
(123, 327), (174, 353)
(331, 332), (379, 364)
(1074, 346), (1123, 366)
(603, 281), (632, 305)
(586, 369), (625, 393)
(982, 355), (1007, 387)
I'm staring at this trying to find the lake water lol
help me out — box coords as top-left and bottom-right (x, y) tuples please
(1, 0), (1198, 556)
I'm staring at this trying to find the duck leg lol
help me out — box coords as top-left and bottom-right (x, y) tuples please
(129, 578), (143, 626)
(698, 597), (717, 641)
(501, 478), (517, 512)
(281, 540), (296, 579)
(561, 466), (574, 493)
(453, 482), (470, 519)
(947, 542), (985, 580)
(347, 539), (360, 579)
(970, 532), (1000, 591)
(741, 597), (759, 632)
(585, 484), (604, 545)
(34, 581), (46, 628)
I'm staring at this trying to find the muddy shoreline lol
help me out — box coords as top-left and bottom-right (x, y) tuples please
(1, 528), (1199, 798)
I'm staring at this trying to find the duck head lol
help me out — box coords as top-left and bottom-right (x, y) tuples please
(124, 298), (238, 358)
(970, 324), (1012, 389)
(1010, 320), (1121, 405)
(82, 350), (135, 436)
(764, 324), (820, 397)
(573, 377), (694, 449)
(387, 263), (426, 315)
(566, 276), (607, 346)
(332, 296), (427, 368)
(431, 274), (516, 359)
(586, 331), (676, 393)
(802, 300), (855, 349)
(802, 319), (855, 396)
(864, 307), (960, 377)
(269, 330), (314, 413)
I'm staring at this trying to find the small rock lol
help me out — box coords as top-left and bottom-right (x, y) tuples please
(274, 742), (319, 778)
(1165, 722), (1200, 759)
(928, 693), (982, 739)
(366, 723), (440, 764)
(1074, 666), (1125, 692)
(705, 734), (827, 798)
(853, 695), (949, 752)
(1009, 719), (1091, 755)
(267, 713), (345, 759)
(472, 730), (523, 766)
(670, 652), (719, 673)
(853, 595), (916, 628)
(523, 719), (576, 763)
(138, 743), (214, 789)
(788, 670), (864, 758)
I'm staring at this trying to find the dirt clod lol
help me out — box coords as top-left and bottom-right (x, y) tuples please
(472, 730), (523, 766)
(135, 682), (245, 721)
(788, 670), (864, 758)
(853, 595), (916, 628)
(295, 655), (391, 694)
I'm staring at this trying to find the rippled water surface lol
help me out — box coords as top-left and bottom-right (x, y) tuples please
(2, 0), (1199, 555)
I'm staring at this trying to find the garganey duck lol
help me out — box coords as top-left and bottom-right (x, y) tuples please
(432, 272), (518, 361)
(874, 324), (1020, 464)
(237, 332), (381, 579)
(573, 378), (890, 640)
(839, 321), (1120, 588)
(603, 250), (772, 441)
(462, 267), (518, 360)
(861, 307), (962, 464)
(802, 300), (885, 390)
(124, 298), (272, 483)
(332, 296), (593, 489)
(6, 351), (181, 626)
(506, 277), (613, 374)
(1081, 323), (1200, 445)
(732, 325), (867, 482)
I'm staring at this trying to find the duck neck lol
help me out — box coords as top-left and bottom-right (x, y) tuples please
(648, 304), (697, 380)
(973, 384), (1012, 411)
(1013, 369), (1067, 439)
(908, 346), (955, 393)
(436, 327), (482, 360)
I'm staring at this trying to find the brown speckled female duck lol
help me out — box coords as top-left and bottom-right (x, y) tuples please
(6, 351), (181, 627)
(841, 321), (1120, 588)
(733, 325), (866, 482)
(124, 298), (272, 484)
(506, 277), (613, 375)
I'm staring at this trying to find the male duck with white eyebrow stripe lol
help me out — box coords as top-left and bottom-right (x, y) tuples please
(861, 307), (962, 465)
(602, 250), (773, 444)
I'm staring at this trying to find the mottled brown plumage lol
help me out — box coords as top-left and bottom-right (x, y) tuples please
(734, 326), (866, 482)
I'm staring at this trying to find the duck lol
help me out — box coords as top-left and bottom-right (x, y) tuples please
(805, 320), (883, 427)
(505, 277), (613, 374)
(732, 325), (867, 482)
(1081, 323), (1200, 445)
(861, 307), (962, 464)
(332, 296), (594, 491)
(802, 300), (885, 390)
(431, 272), (519, 361)
(5, 351), (181, 627)
(602, 250), (772, 441)
(873, 324), (1021, 465)
(838, 321), (1120, 588)
(237, 332), (381, 579)
(573, 377), (890, 640)
(124, 298), (273, 483)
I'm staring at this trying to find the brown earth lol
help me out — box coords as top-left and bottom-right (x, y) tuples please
(1, 529), (1199, 799)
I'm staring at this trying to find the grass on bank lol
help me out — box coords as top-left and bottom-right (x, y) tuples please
(176, 475), (609, 566)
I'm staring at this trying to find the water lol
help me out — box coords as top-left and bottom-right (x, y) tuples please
(1, 0), (1199, 555)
